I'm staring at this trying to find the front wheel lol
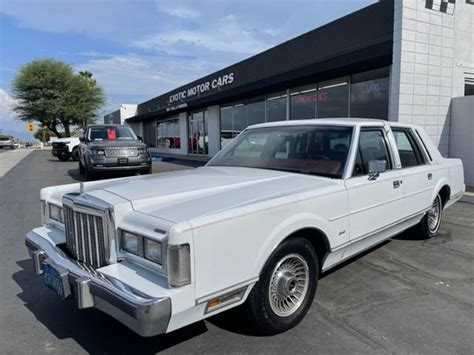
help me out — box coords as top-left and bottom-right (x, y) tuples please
(418, 194), (443, 238)
(71, 147), (79, 161)
(78, 160), (85, 174)
(57, 154), (70, 161)
(242, 237), (318, 335)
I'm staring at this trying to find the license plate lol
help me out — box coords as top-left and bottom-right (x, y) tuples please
(118, 157), (128, 165)
(43, 263), (67, 299)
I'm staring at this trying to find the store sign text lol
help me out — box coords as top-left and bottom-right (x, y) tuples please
(168, 73), (234, 105)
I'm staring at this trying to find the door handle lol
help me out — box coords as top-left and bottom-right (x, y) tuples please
(393, 180), (400, 189)
(428, 173), (433, 180)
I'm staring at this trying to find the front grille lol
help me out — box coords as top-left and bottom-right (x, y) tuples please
(64, 204), (107, 268)
(105, 148), (138, 157)
(52, 142), (66, 149)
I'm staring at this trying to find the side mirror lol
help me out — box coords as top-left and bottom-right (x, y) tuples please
(137, 136), (143, 142)
(79, 137), (85, 142)
(367, 160), (387, 181)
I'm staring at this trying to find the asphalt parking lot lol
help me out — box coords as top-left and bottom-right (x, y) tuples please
(0, 150), (473, 354)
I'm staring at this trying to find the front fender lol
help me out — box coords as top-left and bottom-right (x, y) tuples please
(254, 212), (333, 276)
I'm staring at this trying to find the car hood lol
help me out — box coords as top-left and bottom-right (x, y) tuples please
(89, 166), (339, 223)
(88, 140), (146, 149)
(54, 137), (80, 143)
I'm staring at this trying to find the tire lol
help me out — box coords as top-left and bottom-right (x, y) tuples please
(140, 166), (152, 175)
(71, 147), (79, 161)
(418, 194), (443, 239)
(78, 160), (85, 175)
(84, 164), (95, 181)
(57, 154), (70, 161)
(243, 237), (318, 335)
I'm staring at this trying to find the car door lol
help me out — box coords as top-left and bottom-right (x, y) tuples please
(391, 128), (434, 218)
(344, 127), (404, 246)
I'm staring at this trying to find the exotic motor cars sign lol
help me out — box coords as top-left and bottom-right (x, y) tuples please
(168, 73), (235, 107)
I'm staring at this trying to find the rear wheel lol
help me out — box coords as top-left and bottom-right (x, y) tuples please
(419, 194), (443, 238)
(242, 237), (318, 335)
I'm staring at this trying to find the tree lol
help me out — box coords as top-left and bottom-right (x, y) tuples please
(34, 127), (54, 143)
(11, 58), (105, 137)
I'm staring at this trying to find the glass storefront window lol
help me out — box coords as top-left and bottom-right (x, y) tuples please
(266, 91), (287, 122)
(290, 85), (317, 120)
(189, 111), (208, 155)
(247, 96), (265, 126)
(350, 67), (389, 119)
(143, 120), (156, 147)
(317, 78), (349, 118)
(157, 117), (180, 149)
(220, 106), (234, 148)
(233, 102), (248, 132)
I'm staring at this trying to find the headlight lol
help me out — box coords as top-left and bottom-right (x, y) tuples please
(144, 239), (162, 264)
(121, 231), (139, 255)
(138, 147), (148, 154)
(120, 230), (164, 265)
(90, 149), (105, 155)
(49, 204), (63, 223)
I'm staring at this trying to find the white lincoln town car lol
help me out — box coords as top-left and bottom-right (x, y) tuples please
(25, 118), (465, 336)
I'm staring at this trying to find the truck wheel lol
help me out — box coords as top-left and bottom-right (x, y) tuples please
(418, 194), (443, 239)
(71, 147), (79, 161)
(243, 237), (318, 335)
(57, 155), (70, 161)
(78, 160), (85, 174)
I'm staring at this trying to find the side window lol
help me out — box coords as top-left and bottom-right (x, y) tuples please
(353, 129), (391, 176)
(392, 130), (425, 168)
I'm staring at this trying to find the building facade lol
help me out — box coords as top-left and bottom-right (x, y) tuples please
(119, 0), (473, 160)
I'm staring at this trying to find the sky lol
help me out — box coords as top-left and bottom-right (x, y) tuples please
(0, 0), (376, 140)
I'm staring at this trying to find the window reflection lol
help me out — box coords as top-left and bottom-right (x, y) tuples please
(317, 79), (349, 118)
(189, 111), (208, 155)
(157, 117), (180, 149)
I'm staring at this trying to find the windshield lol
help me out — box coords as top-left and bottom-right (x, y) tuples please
(208, 125), (353, 178)
(88, 126), (137, 141)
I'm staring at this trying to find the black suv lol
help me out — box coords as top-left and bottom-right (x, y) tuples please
(78, 124), (152, 180)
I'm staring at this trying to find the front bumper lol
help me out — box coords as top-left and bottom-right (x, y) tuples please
(52, 144), (69, 157)
(25, 229), (171, 337)
(87, 154), (151, 172)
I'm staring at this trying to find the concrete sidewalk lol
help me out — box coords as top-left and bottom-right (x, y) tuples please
(0, 149), (35, 178)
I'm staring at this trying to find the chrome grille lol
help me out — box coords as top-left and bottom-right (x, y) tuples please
(64, 204), (107, 268)
(105, 148), (138, 157)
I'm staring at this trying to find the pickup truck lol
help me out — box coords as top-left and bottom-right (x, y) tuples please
(51, 137), (80, 161)
(25, 118), (465, 337)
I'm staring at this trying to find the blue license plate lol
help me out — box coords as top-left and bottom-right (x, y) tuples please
(43, 263), (66, 299)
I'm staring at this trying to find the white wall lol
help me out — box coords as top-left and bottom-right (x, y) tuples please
(120, 104), (138, 123)
(389, 0), (474, 156)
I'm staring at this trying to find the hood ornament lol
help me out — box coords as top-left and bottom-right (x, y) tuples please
(79, 182), (84, 195)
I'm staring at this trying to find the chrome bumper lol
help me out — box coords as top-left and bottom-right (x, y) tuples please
(25, 230), (171, 337)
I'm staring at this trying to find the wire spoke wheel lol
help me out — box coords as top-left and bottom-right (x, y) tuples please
(268, 253), (309, 317)
(427, 195), (441, 233)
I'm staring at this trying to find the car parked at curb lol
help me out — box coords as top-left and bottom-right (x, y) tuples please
(77, 124), (151, 180)
(25, 118), (464, 337)
(52, 136), (81, 161)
